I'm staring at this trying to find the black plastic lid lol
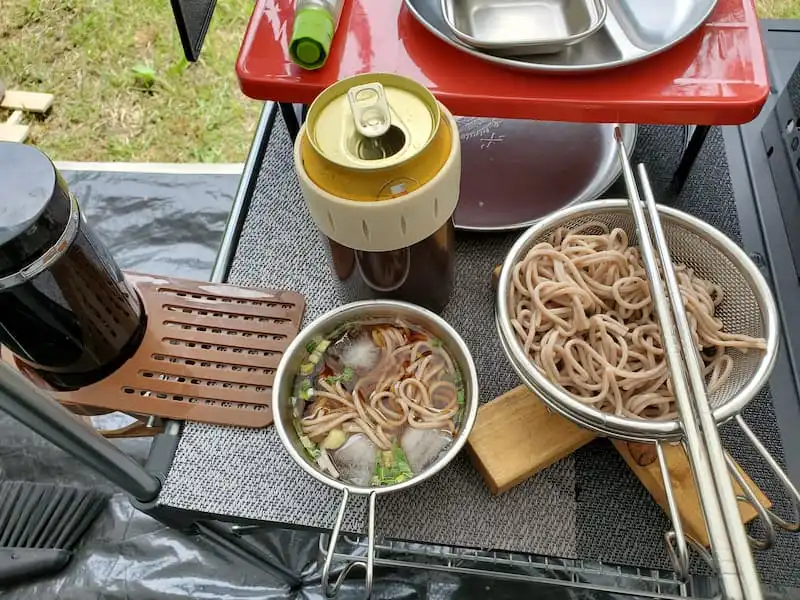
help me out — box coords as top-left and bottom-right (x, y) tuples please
(0, 143), (72, 278)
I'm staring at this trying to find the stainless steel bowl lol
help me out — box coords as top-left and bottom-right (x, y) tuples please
(495, 199), (779, 443)
(273, 300), (479, 598)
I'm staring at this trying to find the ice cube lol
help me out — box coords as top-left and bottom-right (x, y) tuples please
(401, 428), (453, 473)
(332, 434), (378, 486)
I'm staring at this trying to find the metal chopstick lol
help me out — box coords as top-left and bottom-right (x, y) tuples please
(636, 162), (763, 597)
(614, 127), (760, 600)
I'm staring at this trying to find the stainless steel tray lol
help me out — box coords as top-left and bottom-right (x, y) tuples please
(453, 119), (637, 231)
(440, 0), (608, 57)
(404, 0), (718, 73)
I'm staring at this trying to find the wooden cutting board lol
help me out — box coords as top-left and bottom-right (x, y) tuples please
(466, 385), (771, 546)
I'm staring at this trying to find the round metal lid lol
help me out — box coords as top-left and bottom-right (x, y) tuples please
(453, 118), (637, 231)
(0, 143), (69, 277)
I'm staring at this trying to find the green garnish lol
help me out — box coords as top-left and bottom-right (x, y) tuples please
(299, 362), (314, 375)
(299, 379), (313, 400)
(325, 366), (355, 386)
(431, 338), (442, 348)
(300, 436), (321, 459)
(457, 389), (465, 405)
(454, 366), (463, 388)
(305, 336), (324, 355)
(293, 417), (320, 459)
(370, 445), (413, 486)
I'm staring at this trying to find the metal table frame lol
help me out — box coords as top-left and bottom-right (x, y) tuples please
(2, 20), (800, 598)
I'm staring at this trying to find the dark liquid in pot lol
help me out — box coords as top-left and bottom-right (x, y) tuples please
(0, 216), (146, 391)
(326, 220), (455, 313)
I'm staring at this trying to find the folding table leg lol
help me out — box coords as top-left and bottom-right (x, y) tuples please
(670, 125), (711, 195)
(280, 102), (302, 143)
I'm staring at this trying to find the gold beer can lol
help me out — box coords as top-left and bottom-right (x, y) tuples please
(294, 73), (461, 312)
(300, 73), (452, 201)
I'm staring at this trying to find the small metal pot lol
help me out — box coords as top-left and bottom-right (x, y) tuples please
(272, 300), (479, 598)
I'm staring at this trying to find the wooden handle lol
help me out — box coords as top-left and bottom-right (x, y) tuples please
(627, 442), (658, 466)
(613, 440), (771, 547)
(468, 385), (772, 546)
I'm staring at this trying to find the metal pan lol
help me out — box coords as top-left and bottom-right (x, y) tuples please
(453, 118), (637, 231)
(272, 300), (480, 600)
(404, 0), (718, 73)
(440, 0), (608, 56)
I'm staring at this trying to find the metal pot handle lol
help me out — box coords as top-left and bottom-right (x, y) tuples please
(656, 442), (715, 579)
(734, 415), (800, 534)
(724, 451), (776, 550)
(322, 488), (377, 599)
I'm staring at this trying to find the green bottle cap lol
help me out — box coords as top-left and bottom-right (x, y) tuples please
(289, 7), (335, 70)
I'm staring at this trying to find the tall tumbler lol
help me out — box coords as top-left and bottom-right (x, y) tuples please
(0, 143), (146, 390)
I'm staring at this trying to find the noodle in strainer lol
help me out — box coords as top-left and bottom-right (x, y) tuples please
(496, 199), (779, 443)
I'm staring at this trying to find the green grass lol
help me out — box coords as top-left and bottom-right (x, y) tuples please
(0, 0), (260, 162)
(0, 0), (795, 163)
(759, 0), (800, 19)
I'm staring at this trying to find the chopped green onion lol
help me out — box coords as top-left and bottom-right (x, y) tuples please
(299, 362), (314, 375)
(299, 379), (314, 400)
(293, 417), (321, 459)
(317, 339), (331, 353)
(300, 435), (320, 459)
(325, 366), (356, 386)
(321, 429), (347, 450)
(306, 336), (324, 355)
(392, 445), (412, 476)
(309, 351), (323, 365)
(431, 338), (442, 348)
(371, 445), (413, 486)
(457, 389), (465, 405)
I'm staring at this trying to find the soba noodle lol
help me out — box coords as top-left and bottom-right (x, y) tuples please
(292, 319), (464, 486)
(509, 222), (767, 420)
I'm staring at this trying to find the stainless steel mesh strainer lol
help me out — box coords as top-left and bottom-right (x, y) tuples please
(495, 198), (800, 583)
(495, 199), (779, 443)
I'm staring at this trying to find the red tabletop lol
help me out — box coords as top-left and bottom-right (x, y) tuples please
(236, 0), (769, 125)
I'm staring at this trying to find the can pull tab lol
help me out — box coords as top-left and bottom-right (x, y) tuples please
(347, 83), (391, 139)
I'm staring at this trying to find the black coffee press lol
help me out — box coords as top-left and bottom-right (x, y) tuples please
(0, 142), (146, 390)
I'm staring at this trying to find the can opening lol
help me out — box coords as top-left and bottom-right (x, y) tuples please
(354, 126), (406, 161)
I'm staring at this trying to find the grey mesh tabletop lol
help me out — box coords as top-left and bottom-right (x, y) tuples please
(158, 116), (800, 587)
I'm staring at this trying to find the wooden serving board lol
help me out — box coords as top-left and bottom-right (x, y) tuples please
(467, 385), (771, 546)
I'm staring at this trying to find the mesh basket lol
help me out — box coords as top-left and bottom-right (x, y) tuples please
(495, 200), (779, 442)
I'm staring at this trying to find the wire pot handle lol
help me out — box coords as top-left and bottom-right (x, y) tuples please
(322, 489), (376, 599)
(733, 415), (800, 535)
(655, 442), (716, 579)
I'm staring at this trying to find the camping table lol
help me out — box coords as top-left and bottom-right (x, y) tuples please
(234, 0), (769, 193)
(149, 4), (800, 596)
(149, 0), (795, 595)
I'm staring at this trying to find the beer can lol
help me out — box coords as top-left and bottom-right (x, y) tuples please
(294, 73), (461, 313)
(300, 73), (452, 201)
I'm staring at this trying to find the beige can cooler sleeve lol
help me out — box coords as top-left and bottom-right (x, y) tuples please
(294, 105), (461, 253)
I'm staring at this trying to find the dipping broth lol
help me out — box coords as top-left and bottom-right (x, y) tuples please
(291, 318), (465, 487)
